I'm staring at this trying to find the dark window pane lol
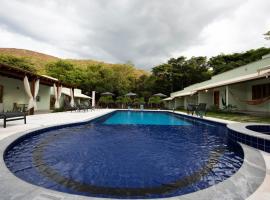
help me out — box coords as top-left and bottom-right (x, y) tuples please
(252, 83), (270, 100)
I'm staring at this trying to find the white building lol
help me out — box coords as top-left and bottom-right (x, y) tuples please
(50, 87), (91, 109)
(0, 63), (61, 114)
(164, 54), (270, 114)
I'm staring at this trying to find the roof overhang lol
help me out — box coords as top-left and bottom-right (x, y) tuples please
(75, 94), (92, 99)
(196, 67), (270, 91)
(0, 63), (75, 88)
(62, 90), (91, 99)
(162, 97), (174, 101)
(172, 91), (197, 98)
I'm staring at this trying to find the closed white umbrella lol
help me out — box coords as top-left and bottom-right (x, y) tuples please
(54, 84), (62, 109)
(24, 76), (39, 110)
(34, 79), (40, 110)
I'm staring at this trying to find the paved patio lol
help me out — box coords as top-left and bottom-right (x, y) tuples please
(0, 109), (114, 140)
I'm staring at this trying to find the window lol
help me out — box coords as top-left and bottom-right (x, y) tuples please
(252, 83), (270, 100)
(0, 85), (3, 103)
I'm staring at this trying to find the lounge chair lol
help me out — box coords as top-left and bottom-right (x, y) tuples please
(64, 103), (78, 112)
(195, 103), (207, 118)
(85, 104), (95, 111)
(187, 104), (196, 115)
(0, 111), (26, 128)
(77, 104), (88, 112)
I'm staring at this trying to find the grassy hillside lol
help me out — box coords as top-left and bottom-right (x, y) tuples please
(0, 48), (147, 77)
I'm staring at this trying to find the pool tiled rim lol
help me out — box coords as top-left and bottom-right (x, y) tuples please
(227, 123), (270, 153)
(0, 109), (268, 200)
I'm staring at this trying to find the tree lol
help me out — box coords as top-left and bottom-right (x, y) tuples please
(209, 48), (270, 75)
(148, 96), (162, 108)
(133, 97), (145, 108)
(46, 60), (85, 86)
(98, 96), (114, 108)
(264, 31), (270, 40)
(151, 63), (173, 95)
(133, 75), (155, 98)
(115, 96), (125, 108)
(0, 55), (36, 73)
(150, 56), (210, 95)
(170, 56), (210, 91)
(115, 96), (132, 108)
(80, 63), (137, 96)
(123, 96), (132, 107)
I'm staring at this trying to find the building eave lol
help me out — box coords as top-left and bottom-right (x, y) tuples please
(0, 63), (74, 88)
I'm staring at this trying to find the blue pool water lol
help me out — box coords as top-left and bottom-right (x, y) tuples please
(4, 111), (243, 199)
(104, 111), (191, 125)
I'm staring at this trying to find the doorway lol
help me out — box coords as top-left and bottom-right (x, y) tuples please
(214, 91), (219, 107)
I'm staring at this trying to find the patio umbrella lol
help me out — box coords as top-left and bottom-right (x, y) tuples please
(125, 92), (137, 97)
(101, 92), (115, 96)
(153, 93), (167, 97)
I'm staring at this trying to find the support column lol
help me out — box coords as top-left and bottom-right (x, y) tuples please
(57, 84), (59, 108)
(226, 85), (229, 106)
(29, 78), (36, 115)
(71, 87), (75, 106)
(91, 91), (95, 108)
(54, 83), (61, 109)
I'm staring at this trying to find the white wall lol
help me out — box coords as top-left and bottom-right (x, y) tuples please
(0, 76), (28, 111)
(174, 97), (184, 109)
(184, 95), (198, 109)
(37, 84), (51, 111)
(0, 75), (51, 112)
(228, 83), (248, 111)
(195, 78), (270, 113)
(198, 91), (213, 109)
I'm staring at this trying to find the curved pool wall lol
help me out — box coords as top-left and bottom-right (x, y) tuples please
(0, 110), (265, 200)
(4, 111), (244, 199)
(227, 123), (270, 153)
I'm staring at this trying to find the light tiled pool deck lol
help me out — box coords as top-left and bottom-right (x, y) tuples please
(0, 109), (269, 200)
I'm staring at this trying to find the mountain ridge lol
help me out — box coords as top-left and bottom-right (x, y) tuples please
(0, 48), (147, 77)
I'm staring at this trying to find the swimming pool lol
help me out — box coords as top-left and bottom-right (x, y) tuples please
(4, 111), (244, 199)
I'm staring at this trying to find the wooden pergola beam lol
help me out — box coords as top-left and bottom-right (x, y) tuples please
(0, 63), (75, 88)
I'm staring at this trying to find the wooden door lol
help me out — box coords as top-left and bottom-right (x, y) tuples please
(214, 91), (219, 107)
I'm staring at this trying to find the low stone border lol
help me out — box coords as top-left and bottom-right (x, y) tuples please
(227, 123), (270, 153)
(0, 111), (267, 200)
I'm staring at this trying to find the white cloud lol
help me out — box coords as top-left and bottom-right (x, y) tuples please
(0, 25), (77, 58)
(0, 0), (269, 69)
(180, 0), (270, 58)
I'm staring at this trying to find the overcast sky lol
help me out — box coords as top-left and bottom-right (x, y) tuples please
(0, 0), (269, 70)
